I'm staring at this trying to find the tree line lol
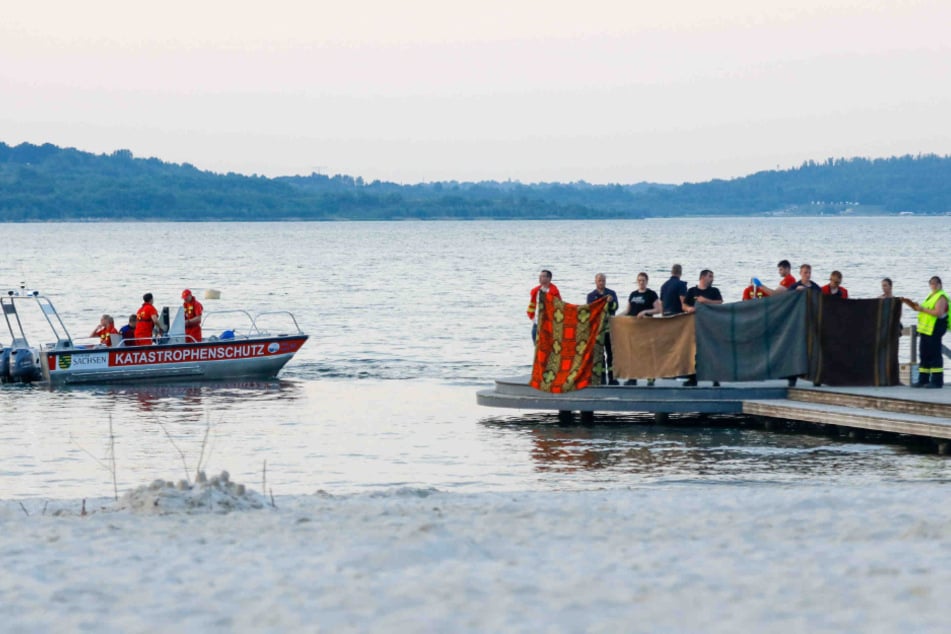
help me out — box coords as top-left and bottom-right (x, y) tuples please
(0, 142), (949, 221)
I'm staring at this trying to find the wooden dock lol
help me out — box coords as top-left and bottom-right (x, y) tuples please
(476, 376), (951, 448)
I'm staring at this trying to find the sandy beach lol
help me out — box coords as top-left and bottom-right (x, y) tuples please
(3, 479), (950, 633)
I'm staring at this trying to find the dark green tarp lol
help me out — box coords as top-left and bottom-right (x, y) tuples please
(695, 291), (808, 382)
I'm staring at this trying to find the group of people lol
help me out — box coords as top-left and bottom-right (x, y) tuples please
(90, 289), (204, 348)
(528, 261), (949, 389)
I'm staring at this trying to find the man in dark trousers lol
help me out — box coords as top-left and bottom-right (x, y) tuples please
(587, 273), (619, 385)
(682, 269), (723, 387)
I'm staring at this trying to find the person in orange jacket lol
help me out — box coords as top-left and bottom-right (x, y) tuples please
(90, 314), (119, 346)
(182, 289), (204, 343)
(133, 293), (163, 346)
(821, 270), (849, 298)
(527, 269), (561, 343)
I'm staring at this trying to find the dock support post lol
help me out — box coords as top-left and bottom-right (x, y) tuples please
(848, 429), (864, 440)
(557, 410), (574, 425)
(654, 412), (668, 425)
(938, 441), (950, 456)
(763, 419), (775, 431)
(580, 411), (595, 426)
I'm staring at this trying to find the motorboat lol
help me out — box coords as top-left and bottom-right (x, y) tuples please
(1, 287), (308, 385)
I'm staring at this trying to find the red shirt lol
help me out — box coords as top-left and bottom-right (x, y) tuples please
(93, 325), (120, 346)
(183, 298), (204, 342)
(134, 303), (158, 345)
(779, 274), (796, 288)
(742, 285), (768, 301)
(527, 283), (561, 320)
(821, 284), (849, 298)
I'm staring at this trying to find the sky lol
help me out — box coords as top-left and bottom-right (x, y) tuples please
(2, 0), (950, 184)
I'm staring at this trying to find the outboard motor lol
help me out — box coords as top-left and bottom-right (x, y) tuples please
(8, 347), (41, 383)
(0, 346), (10, 383)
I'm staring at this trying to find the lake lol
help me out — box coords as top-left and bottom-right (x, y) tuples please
(1, 217), (949, 499)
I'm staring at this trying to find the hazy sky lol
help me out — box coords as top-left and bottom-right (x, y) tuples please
(2, 1), (949, 184)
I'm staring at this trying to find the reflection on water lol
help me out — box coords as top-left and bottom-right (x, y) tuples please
(479, 413), (947, 484)
(43, 379), (303, 416)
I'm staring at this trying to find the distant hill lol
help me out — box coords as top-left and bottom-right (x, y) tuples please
(0, 142), (655, 220)
(0, 142), (949, 220)
(630, 155), (951, 216)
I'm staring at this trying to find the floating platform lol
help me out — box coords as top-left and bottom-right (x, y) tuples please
(477, 376), (787, 414)
(477, 376), (951, 446)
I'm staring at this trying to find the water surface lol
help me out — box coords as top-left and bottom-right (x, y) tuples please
(1, 217), (948, 499)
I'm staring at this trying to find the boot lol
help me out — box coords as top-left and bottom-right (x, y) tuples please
(925, 372), (944, 389)
(912, 371), (930, 388)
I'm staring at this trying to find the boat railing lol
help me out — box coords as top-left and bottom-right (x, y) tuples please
(252, 310), (304, 336)
(199, 309), (303, 339)
(199, 309), (259, 339)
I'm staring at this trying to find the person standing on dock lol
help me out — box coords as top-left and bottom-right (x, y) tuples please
(182, 289), (204, 343)
(682, 270), (723, 387)
(587, 273), (619, 385)
(759, 259), (797, 296)
(621, 272), (662, 386)
(907, 276), (949, 389)
(789, 264), (822, 294)
(133, 293), (164, 346)
(660, 264), (687, 316)
(880, 277), (894, 298)
(682, 269), (723, 313)
(741, 278), (768, 300)
(821, 271), (849, 298)
(527, 270), (560, 343)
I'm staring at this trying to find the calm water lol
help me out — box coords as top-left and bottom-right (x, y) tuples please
(1, 217), (949, 499)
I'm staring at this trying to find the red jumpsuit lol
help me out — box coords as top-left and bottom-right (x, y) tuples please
(134, 303), (158, 346)
(94, 325), (120, 346)
(184, 298), (204, 343)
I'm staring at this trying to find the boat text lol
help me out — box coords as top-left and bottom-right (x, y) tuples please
(112, 343), (269, 366)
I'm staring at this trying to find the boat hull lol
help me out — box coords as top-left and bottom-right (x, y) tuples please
(41, 335), (308, 385)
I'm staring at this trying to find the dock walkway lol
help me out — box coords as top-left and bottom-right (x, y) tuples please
(477, 376), (951, 446)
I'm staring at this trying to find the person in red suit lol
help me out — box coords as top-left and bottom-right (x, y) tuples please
(133, 293), (163, 346)
(821, 270), (849, 298)
(182, 289), (204, 343)
(90, 314), (119, 346)
(741, 278), (769, 301)
(527, 269), (561, 343)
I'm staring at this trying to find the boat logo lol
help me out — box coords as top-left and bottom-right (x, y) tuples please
(58, 355), (71, 370)
(267, 342), (280, 354)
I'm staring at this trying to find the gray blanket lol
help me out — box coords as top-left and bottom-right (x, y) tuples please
(695, 291), (808, 382)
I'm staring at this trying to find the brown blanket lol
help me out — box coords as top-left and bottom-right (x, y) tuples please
(610, 314), (696, 379)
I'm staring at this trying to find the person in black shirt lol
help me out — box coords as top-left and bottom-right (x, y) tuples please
(621, 272), (662, 386)
(682, 269), (724, 313)
(659, 263), (688, 316)
(623, 272), (661, 318)
(587, 273), (620, 385)
(788, 263), (822, 294)
(682, 269), (723, 387)
(786, 263), (821, 387)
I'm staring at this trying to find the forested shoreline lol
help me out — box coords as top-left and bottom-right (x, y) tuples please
(1, 142), (949, 220)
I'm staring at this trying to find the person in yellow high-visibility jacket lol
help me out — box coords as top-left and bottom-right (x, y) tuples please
(908, 276), (949, 389)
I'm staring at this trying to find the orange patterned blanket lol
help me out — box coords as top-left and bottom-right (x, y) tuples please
(530, 292), (609, 393)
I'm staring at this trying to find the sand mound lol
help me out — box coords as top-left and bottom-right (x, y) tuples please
(119, 470), (270, 514)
